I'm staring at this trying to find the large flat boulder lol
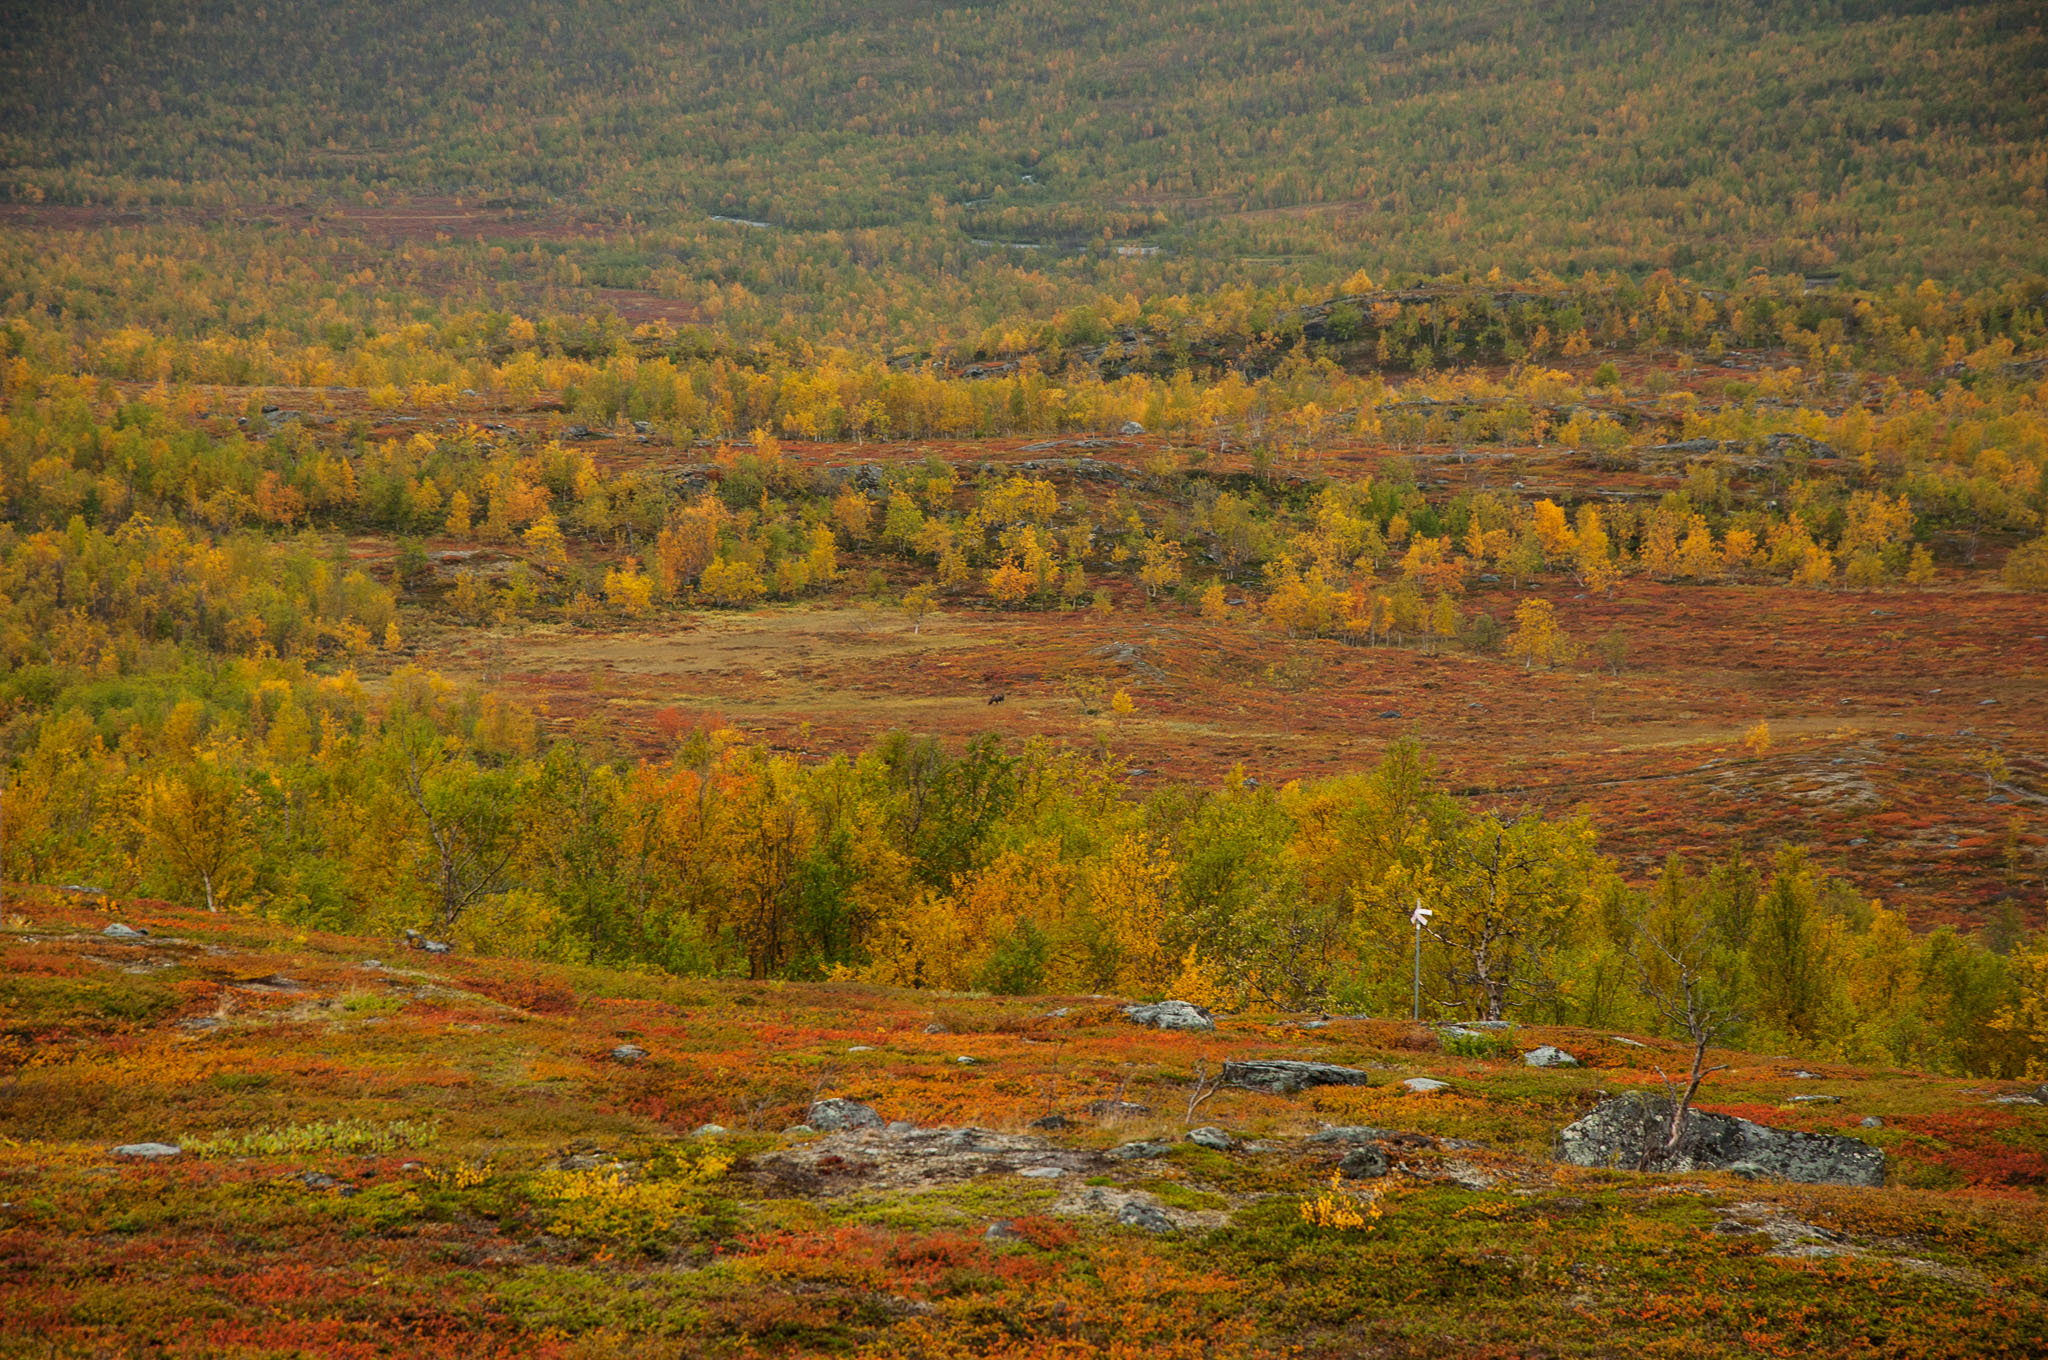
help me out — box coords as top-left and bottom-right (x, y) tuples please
(1556, 1095), (1883, 1187)
(1222, 1060), (1373, 1095)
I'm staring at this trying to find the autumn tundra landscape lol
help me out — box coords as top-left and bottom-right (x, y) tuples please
(2, 2), (2046, 1356)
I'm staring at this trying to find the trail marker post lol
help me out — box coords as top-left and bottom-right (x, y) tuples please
(1410, 901), (1433, 1022)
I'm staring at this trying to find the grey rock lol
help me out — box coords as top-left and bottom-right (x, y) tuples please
(1787, 1094), (1840, 1104)
(1030, 1115), (1075, 1131)
(102, 923), (147, 939)
(781, 1124), (816, 1136)
(807, 1098), (884, 1132)
(1403, 1077), (1451, 1094)
(1555, 1095), (1884, 1186)
(1223, 1060), (1372, 1095)
(175, 1017), (221, 1033)
(692, 1124), (730, 1137)
(1860, 1116), (1884, 1129)
(885, 1120), (918, 1134)
(609, 1044), (649, 1062)
(985, 1219), (1024, 1242)
(1120, 420), (1146, 435)
(111, 1143), (181, 1158)
(1109, 1140), (1173, 1161)
(1457, 1020), (1513, 1031)
(955, 1055), (978, 1065)
(1087, 1099), (1153, 1118)
(1186, 1126), (1235, 1151)
(1117, 1201), (1177, 1233)
(1018, 1166), (1065, 1179)
(422, 940), (453, 955)
(1121, 1000), (1215, 1032)
(1337, 1145), (1390, 1179)
(1307, 1126), (1392, 1144)
(1525, 1045), (1579, 1068)
(1608, 1035), (1648, 1048)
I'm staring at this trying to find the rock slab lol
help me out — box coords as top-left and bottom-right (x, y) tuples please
(1223, 1060), (1373, 1095)
(1524, 1045), (1578, 1067)
(1555, 1095), (1884, 1187)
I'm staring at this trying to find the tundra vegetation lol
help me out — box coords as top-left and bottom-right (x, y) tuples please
(2, 0), (2046, 1355)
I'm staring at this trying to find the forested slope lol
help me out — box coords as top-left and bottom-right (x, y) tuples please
(4, 0), (2045, 287)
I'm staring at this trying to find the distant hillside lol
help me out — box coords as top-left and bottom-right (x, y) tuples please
(3, 0), (2045, 288)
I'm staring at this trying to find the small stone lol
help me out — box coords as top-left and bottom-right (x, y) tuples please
(885, 1120), (917, 1134)
(1788, 1094), (1840, 1104)
(985, 1220), (1024, 1242)
(1121, 1000), (1215, 1032)
(692, 1124), (729, 1138)
(955, 1055), (978, 1065)
(1338, 1145), (1390, 1179)
(1018, 1166), (1064, 1179)
(1117, 1202), (1177, 1233)
(1186, 1126), (1235, 1151)
(1109, 1140), (1172, 1161)
(111, 1143), (181, 1158)
(1859, 1116), (1883, 1129)
(807, 1098), (884, 1132)
(359, 960), (383, 969)
(1120, 420), (1145, 435)
(1086, 1099), (1153, 1119)
(102, 923), (147, 939)
(609, 1044), (649, 1063)
(1790, 1070), (1821, 1079)
(1030, 1115), (1075, 1131)
(923, 1022), (948, 1034)
(1525, 1046), (1579, 1068)
(1404, 1077), (1451, 1094)
(1608, 1036), (1647, 1048)
(847, 1045), (873, 1053)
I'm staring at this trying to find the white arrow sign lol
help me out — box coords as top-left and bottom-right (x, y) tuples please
(1410, 905), (1434, 927)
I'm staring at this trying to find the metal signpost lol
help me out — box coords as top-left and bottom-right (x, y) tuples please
(1410, 901), (1433, 1022)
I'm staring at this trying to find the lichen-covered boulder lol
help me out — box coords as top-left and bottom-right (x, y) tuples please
(1121, 1000), (1215, 1032)
(1555, 1095), (1883, 1186)
(1223, 1060), (1373, 1095)
(806, 1098), (884, 1132)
